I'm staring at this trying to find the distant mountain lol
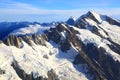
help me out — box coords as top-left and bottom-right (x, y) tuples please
(0, 22), (57, 40)
(0, 22), (32, 40)
(66, 16), (76, 25)
(0, 11), (120, 80)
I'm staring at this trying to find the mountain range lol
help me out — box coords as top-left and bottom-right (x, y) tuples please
(0, 11), (120, 80)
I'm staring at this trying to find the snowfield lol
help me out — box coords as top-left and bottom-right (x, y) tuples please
(73, 26), (120, 62)
(0, 40), (89, 80)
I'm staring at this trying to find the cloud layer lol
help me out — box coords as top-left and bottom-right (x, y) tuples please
(0, 1), (120, 22)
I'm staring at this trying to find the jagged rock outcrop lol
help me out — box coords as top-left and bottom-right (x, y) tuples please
(21, 34), (46, 46)
(0, 68), (5, 74)
(11, 60), (59, 80)
(4, 35), (22, 48)
(4, 34), (47, 48)
(47, 69), (59, 80)
(0, 40), (3, 44)
(105, 16), (120, 26)
(85, 11), (101, 24)
(45, 23), (71, 52)
(11, 60), (47, 80)
(75, 11), (101, 29)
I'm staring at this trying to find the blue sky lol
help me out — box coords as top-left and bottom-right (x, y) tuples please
(0, 0), (120, 22)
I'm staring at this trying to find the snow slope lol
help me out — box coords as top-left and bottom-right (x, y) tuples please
(73, 26), (120, 62)
(0, 40), (89, 80)
(75, 11), (120, 45)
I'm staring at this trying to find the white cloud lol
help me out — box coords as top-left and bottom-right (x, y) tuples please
(0, 1), (120, 22)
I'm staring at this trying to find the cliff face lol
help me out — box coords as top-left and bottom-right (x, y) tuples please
(105, 16), (120, 26)
(0, 68), (5, 74)
(4, 34), (46, 48)
(4, 35), (22, 48)
(11, 60), (59, 80)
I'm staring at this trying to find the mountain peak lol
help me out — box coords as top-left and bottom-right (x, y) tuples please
(66, 16), (76, 25)
(86, 11), (102, 23)
(87, 11), (98, 15)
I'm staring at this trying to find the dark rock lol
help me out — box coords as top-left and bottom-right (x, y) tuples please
(0, 68), (5, 74)
(60, 39), (71, 52)
(32, 34), (46, 46)
(107, 38), (120, 55)
(11, 60), (45, 80)
(87, 11), (101, 24)
(74, 18), (87, 29)
(46, 23), (79, 52)
(21, 35), (33, 46)
(11, 60), (59, 80)
(43, 54), (49, 59)
(47, 69), (59, 80)
(105, 16), (120, 26)
(75, 16), (108, 39)
(0, 40), (3, 44)
(73, 41), (120, 80)
(46, 28), (61, 44)
(4, 35), (22, 48)
(4, 34), (47, 48)
(75, 11), (101, 28)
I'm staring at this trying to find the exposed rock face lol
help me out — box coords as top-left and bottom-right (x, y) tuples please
(74, 17), (87, 29)
(74, 12), (109, 39)
(45, 23), (120, 80)
(11, 60), (47, 80)
(4, 34), (46, 48)
(75, 11), (101, 29)
(45, 23), (71, 52)
(47, 69), (59, 80)
(71, 37), (118, 80)
(21, 34), (46, 46)
(4, 35), (22, 48)
(85, 11), (101, 24)
(0, 68), (5, 74)
(64, 28), (108, 80)
(0, 40), (3, 44)
(82, 44), (120, 80)
(11, 60), (59, 80)
(105, 16), (120, 26)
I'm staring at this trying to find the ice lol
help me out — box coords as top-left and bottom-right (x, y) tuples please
(0, 40), (89, 80)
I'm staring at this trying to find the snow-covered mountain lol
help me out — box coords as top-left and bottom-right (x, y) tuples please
(66, 16), (76, 25)
(0, 11), (120, 80)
